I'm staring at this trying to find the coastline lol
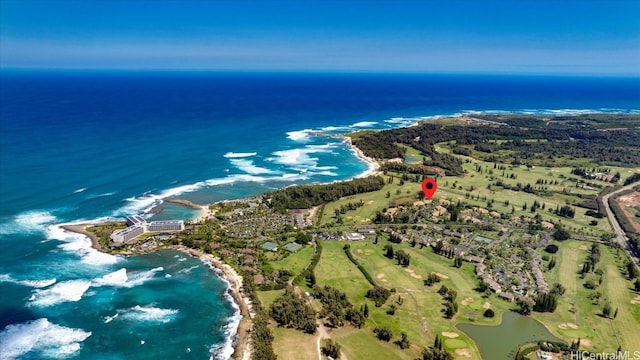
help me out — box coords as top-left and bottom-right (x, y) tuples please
(58, 226), (253, 360)
(171, 245), (254, 360)
(343, 135), (382, 178)
(60, 224), (102, 250)
(164, 198), (214, 223)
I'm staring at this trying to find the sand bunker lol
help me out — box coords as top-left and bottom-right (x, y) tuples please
(455, 349), (472, 357)
(579, 245), (588, 250)
(434, 272), (449, 279)
(376, 273), (385, 279)
(631, 295), (640, 304)
(366, 200), (374, 205)
(580, 339), (592, 347)
(461, 297), (474, 306)
(483, 302), (491, 309)
(558, 323), (579, 330)
(404, 268), (422, 279)
(441, 332), (459, 338)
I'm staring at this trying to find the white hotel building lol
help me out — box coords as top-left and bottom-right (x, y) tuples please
(110, 216), (184, 246)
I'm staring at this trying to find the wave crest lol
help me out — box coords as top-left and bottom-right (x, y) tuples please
(223, 152), (257, 158)
(0, 318), (91, 360)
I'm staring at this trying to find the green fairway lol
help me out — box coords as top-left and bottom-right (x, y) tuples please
(331, 327), (414, 360)
(256, 289), (285, 309)
(531, 240), (640, 352)
(271, 327), (318, 360)
(314, 238), (497, 359)
(270, 245), (314, 276)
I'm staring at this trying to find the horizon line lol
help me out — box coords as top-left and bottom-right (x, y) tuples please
(2, 67), (640, 78)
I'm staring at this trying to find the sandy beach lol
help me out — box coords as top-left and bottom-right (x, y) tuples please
(164, 199), (213, 223)
(60, 224), (102, 250)
(342, 135), (382, 177)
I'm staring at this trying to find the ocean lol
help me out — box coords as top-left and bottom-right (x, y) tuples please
(0, 71), (638, 359)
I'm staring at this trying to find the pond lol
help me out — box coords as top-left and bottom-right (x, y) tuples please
(457, 311), (564, 360)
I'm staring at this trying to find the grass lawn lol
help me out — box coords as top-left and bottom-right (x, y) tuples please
(270, 245), (314, 276)
(532, 240), (640, 352)
(331, 327), (414, 360)
(256, 289), (285, 309)
(271, 327), (317, 360)
(317, 152), (627, 237)
(315, 240), (372, 303)
(314, 238), (515, 359)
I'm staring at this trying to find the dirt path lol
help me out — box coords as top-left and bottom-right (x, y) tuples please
(316, 319), (329, 360)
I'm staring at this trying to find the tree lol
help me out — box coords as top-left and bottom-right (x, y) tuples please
(366, 286), (391, 307)
(395, 332), (410, 349)
(295, 231), (312, 244)
(270, 288), (317, 334)
(517, 297), (534, 316)
(374, 326), (393, 342)
(553, 226), (571, 241)
(533, 293), (558, 313)
(321, 339), (341, 359)
(544, 244), (559, 253)
(603, 302), (612, 318)
(551, 282), (566, 296)
(483, 309), (495, 318)
(384, 244), (395, 259)
(361, 303), (369, 318)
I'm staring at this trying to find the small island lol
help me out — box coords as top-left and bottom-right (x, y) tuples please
(65, 113), (640, 360)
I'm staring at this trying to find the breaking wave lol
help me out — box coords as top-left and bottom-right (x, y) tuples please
(0, 318), (91, 360)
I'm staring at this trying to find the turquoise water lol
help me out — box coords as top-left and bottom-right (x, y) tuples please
(0, 71), (638, 359)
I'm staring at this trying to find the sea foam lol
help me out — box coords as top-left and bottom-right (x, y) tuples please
(229, 159), (275, 175)
(48, 225), (119, 266)
(223, 152), (257, 158)
(119, 305), (179, 323)
(286, 129), (313, 142)
(0, 318), (91, 360)
(28, 279), (92, 307)
(0, 274), (57, 289)
(0, 211), (57, 235)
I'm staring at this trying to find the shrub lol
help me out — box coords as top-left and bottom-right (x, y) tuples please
(545, 244), (559, 254)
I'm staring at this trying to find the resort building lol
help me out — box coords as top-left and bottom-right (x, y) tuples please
(111, 225), (145, 245)
(147, 220), (184, 232)
(110, 216), (184, 247)
(126, 215), (147, 227)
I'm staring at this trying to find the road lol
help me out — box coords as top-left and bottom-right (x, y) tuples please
(601, 182), (640, 271)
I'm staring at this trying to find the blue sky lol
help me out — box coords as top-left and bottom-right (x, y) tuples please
(1, 0), (639, 75)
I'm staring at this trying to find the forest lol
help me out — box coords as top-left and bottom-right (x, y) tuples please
(266, 175), (385, 210)
(350, 115), (640, 171)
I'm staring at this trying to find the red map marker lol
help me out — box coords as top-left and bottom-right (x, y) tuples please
(421, 178), (437, 200)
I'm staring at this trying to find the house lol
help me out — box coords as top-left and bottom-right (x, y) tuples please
(343, 233), (365, 241)
(465, 255), (485, 264)
(357, 226), (376, 235)
(499, 292), (515, 302)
